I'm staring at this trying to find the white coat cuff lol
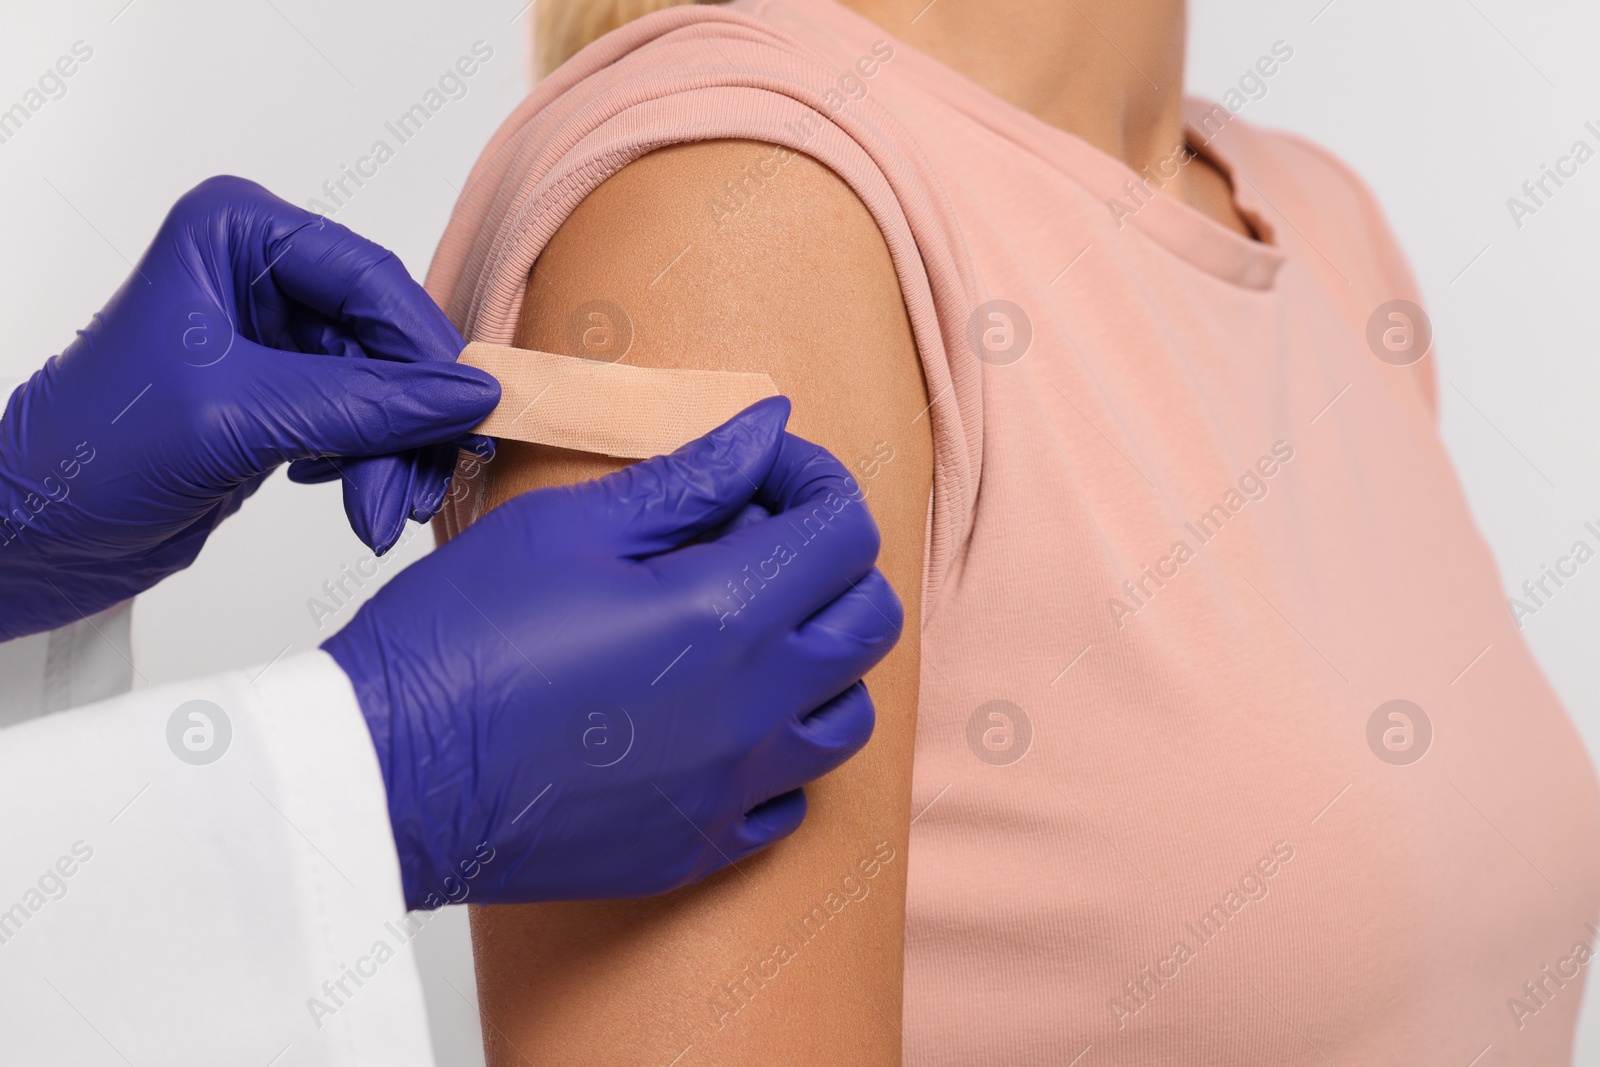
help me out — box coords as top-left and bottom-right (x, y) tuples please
(0, 650), (432, 1066)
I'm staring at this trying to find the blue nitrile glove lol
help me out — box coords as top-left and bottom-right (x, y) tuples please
(323, 397), (902, 908)
(0, 175), (499, 642)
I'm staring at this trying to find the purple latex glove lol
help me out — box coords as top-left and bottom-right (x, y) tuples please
(324, 398), (903, 908)
(0, 176), (499, 641)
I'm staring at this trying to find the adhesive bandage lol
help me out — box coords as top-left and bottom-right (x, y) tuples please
(458, 342), (780, 459)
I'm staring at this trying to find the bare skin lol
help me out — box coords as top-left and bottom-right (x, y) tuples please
(843, 0), (1252, 236)
(458, 3), (1248, 1063)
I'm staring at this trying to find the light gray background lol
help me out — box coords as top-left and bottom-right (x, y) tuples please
(3, 1), (1597, 1062)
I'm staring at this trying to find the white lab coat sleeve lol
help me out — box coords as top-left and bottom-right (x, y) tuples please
(0, 649), (436, 1067)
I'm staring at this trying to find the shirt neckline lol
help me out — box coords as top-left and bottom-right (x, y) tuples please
(763, 0), (1287, 290)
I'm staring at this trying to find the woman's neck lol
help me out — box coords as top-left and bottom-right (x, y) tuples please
(838, 0), (1255, 237)
(844, 0), (1186, 165)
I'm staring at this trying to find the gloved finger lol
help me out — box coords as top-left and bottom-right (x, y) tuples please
(291, 440), (487, 539)
(576, 396), (791, 556)
(228, 342), (499, 470)
(750, 682), (878, 801)
(735, 570), (901, 732)
(407, 442), (462, 523)
(277, 302), (363, 360)
(662, 432), (880, 631)
(788, 568), (903, 689)
(733, 789), (809, 853)
(277, 332), (476, 542)
(684, 502), (771, 548)
(221, 345), (493, 554)
(337, 455), (411, 553)
(723, 501), (771, 533)
(252, 200), (466, 366)
(338, 447), (459, 555)
(278, 307), (475, 447)
(287, 457), (342, 484)
(751, 426), (873, 518)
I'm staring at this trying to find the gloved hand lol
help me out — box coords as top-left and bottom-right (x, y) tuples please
(0, 175), (499, 642)
(324, 397), (902, 908)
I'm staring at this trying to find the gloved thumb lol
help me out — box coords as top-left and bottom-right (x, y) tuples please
(227, 343), (500, 471)
(592, 395), (792, 557)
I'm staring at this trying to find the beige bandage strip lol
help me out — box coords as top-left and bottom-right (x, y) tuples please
(459, 342), (780, 459)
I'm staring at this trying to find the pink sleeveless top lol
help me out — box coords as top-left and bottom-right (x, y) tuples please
(427, 1), (1600, 1062)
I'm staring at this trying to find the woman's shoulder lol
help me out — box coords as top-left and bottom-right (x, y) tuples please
(428, 5), (980, 579)
(431, 2), (943, 333)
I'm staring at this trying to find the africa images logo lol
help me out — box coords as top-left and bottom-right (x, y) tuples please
(166, 699), (231, 766)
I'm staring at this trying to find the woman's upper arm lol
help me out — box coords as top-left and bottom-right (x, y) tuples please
(467, 139), (932, 1065)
